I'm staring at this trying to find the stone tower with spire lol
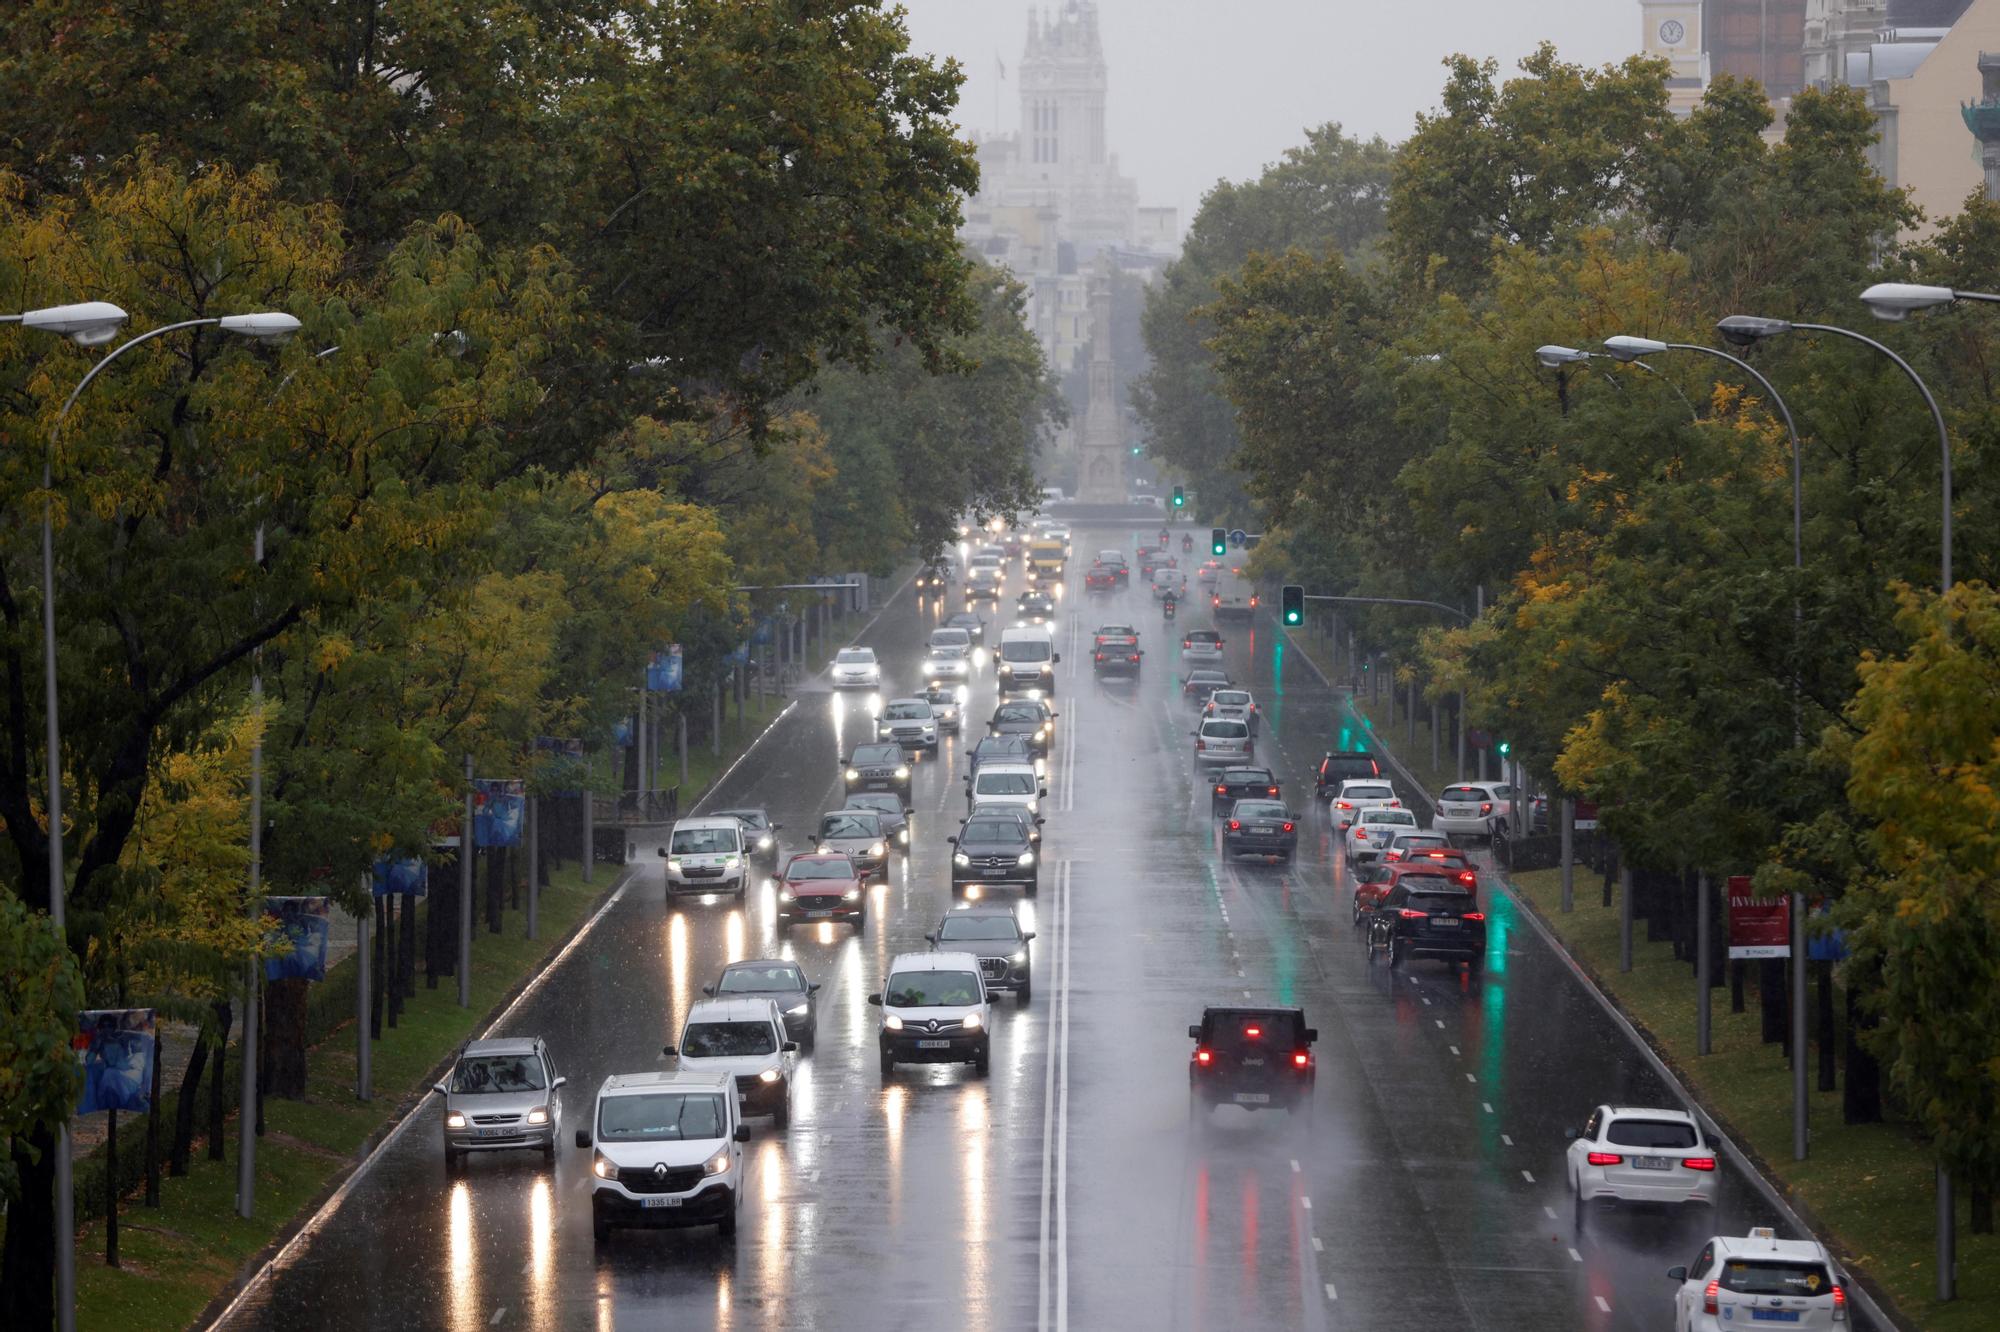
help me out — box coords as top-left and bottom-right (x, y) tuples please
(1075, 257), (1124, 502)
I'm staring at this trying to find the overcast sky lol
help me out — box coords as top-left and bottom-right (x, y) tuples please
(897, 0), (1639, 229)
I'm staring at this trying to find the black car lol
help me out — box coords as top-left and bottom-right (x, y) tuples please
(842, 793), (911, 850)
(1092, 624), (1142, 676)
(988, 699), (1056, 755)
(928, 904), (1036, 1003)
(713, 807), (781, 862)
(1188, 1005), (1318, 1117)
(842, 742), (912, 796)
(967, 733), (1035, 774)
(949, 813), (1039, 896)
(1366, 883), (1487, 973)
(944, 611), (987, 645)
(703, 959), (821, 1050)
(1210, 765), (1281, 816)
(1315, 750), (1382, 799)
(914, 562), (954, 591)
(963, 801), (1043, 845)
(919, 685), (964, 733)
(1222, 799), (1298, 861)
(1014, 591), (1057, 624)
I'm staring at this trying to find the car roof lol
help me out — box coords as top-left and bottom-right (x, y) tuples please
(943, 902), (1021, 921)
(1340, 778), (1395, 790)
(461, 1037), (539, 1057)
(1358, 808), (1416, 821)
(1606, 1105), (1697, 1123)
(684, 997), (781, 1024)
(712, 807), (768, 818)
(1187, 669), (1229, 680)
(888, 950), (985, 973)
(1200, 1004), (1306, 1021)
(673, 816), (746, 832)
(602, 1069), (733, 1096)
(1220, 765), (1273, 777)
(884, 696), (930, 706)
(721, 958), (803, 976)
(822, 807), (883, 823)
(850, 742), (901, 756)
(837, 646), (877, 656)
(1710, 1229), (1833, 1262)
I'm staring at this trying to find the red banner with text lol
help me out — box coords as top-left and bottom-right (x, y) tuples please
(1727, 875), (1791, 959)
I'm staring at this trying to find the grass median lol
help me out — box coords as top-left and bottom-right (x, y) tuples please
(1507, 865), (1993, 1331)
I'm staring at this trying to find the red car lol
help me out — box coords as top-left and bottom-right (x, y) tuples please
(1352, 863), (1467, 925)
(1084, 564), (1119, 592)
(776, 853), (868, 930)
(1384, 846), (1480, 894)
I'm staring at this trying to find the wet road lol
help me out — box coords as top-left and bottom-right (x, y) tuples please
(214, 525), (1838, 1332)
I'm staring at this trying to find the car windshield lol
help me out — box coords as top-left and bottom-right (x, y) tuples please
(1202, 721), (1249, 739)
(995, 704), (1040, 723)
(1233, 802), (1287, 819)
(975, 771), (1036, 796)
(1000, 641), (1051, 662)
(963, 819), (1026, 844)
(1407, 891), (1474, 912)
(1098, 626), (1134, 637)
(1208, 1012), (1300, 1051)
(820, 813), (879, 839)
(718, 966), (804, 995)
(1344, 785), (1394, 800)
(670, 827), (738, 854)
(786, 857), (856, 880)
(947, 616), (981, 629)
(597, 1092), (726, 1142)
(450, 1054), (546, 1094)
(931, 630), (970, 647)
(1441, 785), (1491, 800)
(680, 1021), (776, 1057)
(885, 970), (983, 1007)
(716, 809), (767, 831)
(926, 645), (967, 660)
(1394, 834), (1448, 850)
(1189, 672), (1227, 685)
(846, 795), (901, 817)
(1719, 1260), (1834, 1298)
(1187, 632), (1221, 644)
(1365, 811), (1418, 827)
(851, 746), (901, 765)
(938, 916), (1022, 942)
(885, 703), (930, 719)
(1222, 769), (1274, 785)
(835, 650), (875, 665)
(1605, 1119), (1699, 1149)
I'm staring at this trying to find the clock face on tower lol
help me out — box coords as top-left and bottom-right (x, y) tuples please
(1659, 19), (1686, 45)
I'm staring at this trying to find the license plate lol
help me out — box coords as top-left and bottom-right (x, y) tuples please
(1255, 825), (1275, 833)
(983, 868), (1007, 877)
(806, 910), (831, 919)
(641, 1196), (683, 1209)
(1634, 1156), (1671, 1170)
(1430, 918), (1460, 928)
(916, 1039), (951, 1049)
(476, 1127), (515, 1138)
(1749, 1313), (1800, 1324)
(1233, 1093), (1270, 1104)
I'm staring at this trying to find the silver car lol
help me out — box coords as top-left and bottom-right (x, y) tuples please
(1193, 716), (1254, 767)
(435, 1037), (566, 1168)
(812, 808), (891, 877)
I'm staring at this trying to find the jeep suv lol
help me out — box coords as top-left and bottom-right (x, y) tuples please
(575, 1070), (750, 1241)
(1188, 1005), (1318, 1118)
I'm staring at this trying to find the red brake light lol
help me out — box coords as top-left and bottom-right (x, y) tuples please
(1129, 653), (1139, 662)
(1398, 908), (1426, 920)
(1335, 801), (1353, 810)
(1387, 799), (1400, 808)
(1282, 822), (1295, 833)
(1680, 1156), (1716, 1171)
(1424, 851), (1447, 859)
(1245, 1025), (1261, 1038)
(1094, 652), (1104, 661)
(1291, 1052), (1308, 1067)
(1195, 1048), (1212, 1065)
(1703, 1280), (1719, 1316)
(1228, 820), (1241, 831)
(1462, 911), (1485, 921)
(1182, 639), (1191, 648)
(1832, 1284), (1846, 1319)
(1249, 596), (1259, 607)
(1586, 1151), (1623, 1166)
(1479, 801), (1492, 815)
(1267, 786), (1278, 795)
(1458, 871), (1476, 886)
(1216, 785), (1228, 794)
(1354, 829), (1368, 839)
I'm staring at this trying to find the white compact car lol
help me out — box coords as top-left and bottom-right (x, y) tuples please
(1203, 688), (1260, 735)
(662, 817), (748, 897)
(870, 950), (992, 1075)
(876, 698), (940, 750)
(830, 646), (881, 690)
(577, 1070), (749, 1241)
(666, 997), (797, 1128)
(1667, 1227), (1848, 1331)
(1345, 807), (1420, 862)
(1192, 716), (1253, 767)
(1567, 1104), (1718, 1218)
(1331, 779), (1402, 828)
(1432, 781), (1518, 840)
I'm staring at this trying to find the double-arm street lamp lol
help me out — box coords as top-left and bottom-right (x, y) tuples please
(1536, 344), (1699, 418)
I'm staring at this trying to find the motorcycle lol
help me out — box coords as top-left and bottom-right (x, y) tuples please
(1181, 534), (1193, 554)
(1162, 594), (1178, 622)
(1158, 529), (1170, 548)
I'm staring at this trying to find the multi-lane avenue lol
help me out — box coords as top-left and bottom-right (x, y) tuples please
(211, 522), (1853, 1332)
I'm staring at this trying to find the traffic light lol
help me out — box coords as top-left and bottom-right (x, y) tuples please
(1131, 445), (1142, 455)
(1210, 527), (1226, 557)
(1281, 584), (1304, 626)
(1172, 485), (1185, 509)
(1497, 740), (1512, 758)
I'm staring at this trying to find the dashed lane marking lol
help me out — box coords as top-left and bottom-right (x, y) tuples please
(1311, 1236), (1323, 1252)
(489, 1310), (505, 1326)
(1483, 1102), (1494, 1113)
(1544, 1206), (1558, 1220)
(1501, 1134), (1513, 1146)
(1301, 1196), (1312, 1210)
(1595, 1296), (1612, 1313)
(1466, 1073), (1477, 1083)
(1568, 1248), (1583, 1263)
(1324, 1283), (1338, 1301)
(1449, 1044), (1460, 1055)
(1520, 1170), (1535, 1184)
(1290, 1160), (1300, 1173)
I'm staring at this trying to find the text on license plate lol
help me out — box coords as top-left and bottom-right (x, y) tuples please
(984, 868), (1007, 876)
(477, 1128), (515, 1138)
(1430, 918), (1460, 928)
(1233, 1093), (1270, 1104)
(806, 910), (831, 919)
(1635, 1156), (1671, 1170)
(1749, 1313), (1800, 1323)
(641, 1196), (683, 1209)
(916, 1039), (951, 1049)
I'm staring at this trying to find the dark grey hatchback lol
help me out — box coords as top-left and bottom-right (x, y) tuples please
(1221, 799), (1298, 861)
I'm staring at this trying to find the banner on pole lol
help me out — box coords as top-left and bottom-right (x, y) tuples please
(75, 1009), (156, 1114)
(647, 644), (684, 693)
(263, 896), (332, 981)
(473, 778), (526, 847)
(371, 857), (430, 897)
(1807, 899), (1848, 962)
(1726, 875), (1792, 959)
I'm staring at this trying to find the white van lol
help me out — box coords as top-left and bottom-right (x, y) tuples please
(1212, 571), (1257, 619)
(995, 624), (1059, 695)
(661, 817), (748, 897)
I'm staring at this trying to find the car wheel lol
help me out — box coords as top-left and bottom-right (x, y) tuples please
(1017, 981), (1032, 1005)
(974, 1044), (991, 1075)
(1387, 937), (1404, 970)
(773, 1096), (790, 1131)
(592, 1204), (610, 1243)
(444, 1148), (460, 1172)
(1465, 955), (1484, 978)
(1572, 1189), (1587, 1232)
(879, 1048), (894, 1078)
(542, 1140), (556, 1163)
(717, 1207), (737, 1240)
(1026, 877), (1039, 897)
(801, 1026), (816, 1054)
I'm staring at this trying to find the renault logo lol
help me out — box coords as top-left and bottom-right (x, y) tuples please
(926, 1019), (940, 1033)
(652, 1162), (669, 1179)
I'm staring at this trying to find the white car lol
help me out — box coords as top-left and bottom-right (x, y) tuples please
(1180, 629), (1225, 664)
(871, 950), (992, 1075)
(1667, 1227), (1848, 1331)
(964, 761), (1044, 815)
(1567, 1104), (1718, 1219)
(1432, 781), (1518, 839)
(1203, 688), (1260, 735)
(666, 997), (796, 1128)
(1193, 716), (1253, 767)
(830, 646), (881, 690)
(1345, 807), (1419, 861)
(662, 817), (748, 897)
(577, 1070), (748, 1241)
(923, 644), (971, 682)
(876, 698), (940, 750)
(1331, 779), (1401, 828)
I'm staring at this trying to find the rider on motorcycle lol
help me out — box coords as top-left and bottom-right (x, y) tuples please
(1162, 589), (1178, 620)
(1181, 533), (1193, 553)
(1158, 528), (1170, 548)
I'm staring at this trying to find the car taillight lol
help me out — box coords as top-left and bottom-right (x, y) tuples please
(1228, 820), (1241, 831)
(1586, 1151), (1623, 1166)
(1250, 596), (1259, 607)
(1399, 908), (1427, 920)
(1335, 801), (1353, 810)
(1703, 1280), (1719, 1316)
(1388, 799), (1400, 808)
(1354, 829), (1368, 839)
(1130, 653), (1139, 662)
(1195, 1048), (1212, 1065)
(1245, 1026), (1261, 1038)
(1680, 1156), (1716, 1171)
(1182, 639), (1191, 648)
(1462, 912), (1485, 922)
(1291, 1052), (1308, 1067)
(1425, 851), (1448, 859)
(1215, 785), (1228, 793)
(1479, 801), (1492, 815)
(1282, 822), (1295, 833)
(1267, 787), (1278, 795)
(1095, 636), (1105, 645)
(1196, 740), (1206, 751)
(1832, 1284), (1846, 1321)
(1458, 871), (1476, 885)
(1095, 652), (1105, 661)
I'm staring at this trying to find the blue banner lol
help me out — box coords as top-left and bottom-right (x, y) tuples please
(647, 644), (684, 693)
(474, 778), (526, 847)
(75, 1009), (155, 1115)
(263, 896), (332, 981)
(371, 857), (429, 897)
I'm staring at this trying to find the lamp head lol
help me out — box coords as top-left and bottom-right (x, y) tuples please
(19, 301), (130, 347)
(1858, 282), (1955, 322)
(1535, 344), (1589, 368)
(1600, 335), (1668, 363)
(218, 312), (302, 341)
(1715, 315), (1791, 348)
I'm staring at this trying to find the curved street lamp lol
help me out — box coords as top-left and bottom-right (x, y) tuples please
(1536, 344), (1698, 418)
(3, 301), (131, 348)
(1858, 282), (2000, 321)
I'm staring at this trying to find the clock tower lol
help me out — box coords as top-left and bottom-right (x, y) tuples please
(1639, 0), (1706, 114)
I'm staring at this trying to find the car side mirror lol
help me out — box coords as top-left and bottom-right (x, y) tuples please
(1667, 1266), (1688, 1282)
(809, 982), (822, 993)
(657, 847), (668, 858)
(575, 1128), (592, 1149)
(924, 933), (938, 945)
(431, 1081), (447, 1095)
(1187, 1024), (1203, 1039)
(551, 1076), (567, 1089)
(1035, 817), (1046, 826)
(1303, 1028), (1319, 1043)
(782, 1041), (798, 1054)
(661, 1044), (676, 1058)
(772, 823), (783, 831)
(904, 808), (914, 817)
(946, 836), (957, 845)
(867, 993), (883, 1006)
(809, 835), (820, 847)
(1052, 653), (1061, 663)
(1039, 787), (1048, 798)
(701, 984), (716, 996)
(1023, 932), (1037, 942)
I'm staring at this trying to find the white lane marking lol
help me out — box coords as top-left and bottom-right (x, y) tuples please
(519, 1260), (530, 1275)
(489, 1309), (505, 1326)
(1311, 1236), (1323, 1252)
(1482, 1102), (1494, 1113)
(1544, 1206), (1559, 1220)
(1595, 1296), (1612, 1313)
(1324, 1283), (1338, 1301)
(1057, 857), (1072, 1331)
(1568, 1247), (1583, 1263)
(1501, 1134), (1514, 1147)
(1301, 1196), (1312, 1210)
(1421, 997), (1431, 1006)
(1241, 989), (1252, 998)
(1520, 1170), (1535, 1184)
(1038, 860), (1063, 1332)
(1433, 1019), (1443, 1029)
(1290, 1159), (1301, 1173)
(1449, 1044), (1460, 1055)
(1466, 1073), (1477, 1083)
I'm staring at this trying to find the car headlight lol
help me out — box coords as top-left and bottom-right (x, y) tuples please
(961, 1012), (984, 1031)
(592, 1154), (617, 1180)
(842, 888), (861, 901)
(869, 842), (887, 856)
(845, 768), (860, 781)
(1040, 662), (1053, 673)
(1009, 951), (1027, 964)
(1035, 727), (1047, 741)
(953, 852), (972, 867)
(758, 836), (772, 850)
(1017, 850), (1035, 867)
(894, 766), (910, 780)
(884, 1013), (904, 1031)
(526, 1106), (549, 1126)
(1025, 799), (1038, 812)
(785, 1003), (809, 1015)
(666, 859), (683, 873)
(899, 828), (910, 844)
(703, 1149), (733, 1176)
(778, 887), (794, 901)
(446, 1111), (467, 1129)
(724, 856), (741, 868)
(758, 1068), (781, 1084)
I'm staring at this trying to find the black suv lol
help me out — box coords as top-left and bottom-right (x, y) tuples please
(988, 699), (1056, 754)
(1188, 1006), (1318, 1118)
(928, 905), (1035, 1003)
(949, 813), (1039, 896)
(1210, 765), (1281, 816)
(843, 742), (912, 797)
(1092, 624), (1142, 676)
(1314, 750), (1381, 799)
(1365, 883), (1487, 973)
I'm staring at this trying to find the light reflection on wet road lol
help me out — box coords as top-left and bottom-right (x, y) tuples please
(211, 525), (1842, 1332)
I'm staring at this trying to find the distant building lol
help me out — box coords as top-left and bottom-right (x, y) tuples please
(1859, 0), (2000, 233)
(1704, 0), (1810, 100)
(1639, 0), (1709, 114)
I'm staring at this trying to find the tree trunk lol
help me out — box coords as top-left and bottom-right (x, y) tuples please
(207, 1000), (232, 1162)
(105, 1108), (119, 1267)
(145, 1029), (162, 1207)
(1816, 959), (1837, 1093)
(264, 976), (310, 1099)
(169, 1031), (211, 1176)
(1843, 978), (1883, 1125)
(1759, 959), (1788, 1046)
(1, 1126), (57, 1327)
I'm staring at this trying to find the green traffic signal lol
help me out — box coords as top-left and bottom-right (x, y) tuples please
(1497, 740), (1512, 757)
(1210, 527), (1226, 557)
(1281, 584), (1304, 626)
(1172, 485), (1185, 508)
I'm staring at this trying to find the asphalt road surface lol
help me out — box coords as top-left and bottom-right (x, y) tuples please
(212, 524), (1850, 1332)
